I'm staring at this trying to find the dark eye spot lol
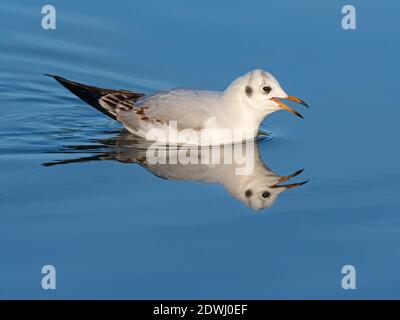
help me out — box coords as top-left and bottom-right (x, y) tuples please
(262, 85), (272, 94)
(261, 191), (271, 199)
(245, 189), (253, 198)
(245, 86), (253, 97)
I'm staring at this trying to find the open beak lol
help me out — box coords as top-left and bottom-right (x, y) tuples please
(270, 95), (309, 119)
(271, 179), (309, 190)
(270, 169), (309, 190)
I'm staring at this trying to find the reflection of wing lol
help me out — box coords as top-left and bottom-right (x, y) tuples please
(43, 132), (308, 211)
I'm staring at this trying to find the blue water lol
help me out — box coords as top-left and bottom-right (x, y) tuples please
(1, 0), (400, 299)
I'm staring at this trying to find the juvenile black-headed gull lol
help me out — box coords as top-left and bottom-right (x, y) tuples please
(48, 70), (308, 145)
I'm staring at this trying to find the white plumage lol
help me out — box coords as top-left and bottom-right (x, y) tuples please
(49, 69), (308, 145)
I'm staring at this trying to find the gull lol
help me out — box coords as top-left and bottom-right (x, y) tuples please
(43, 133), (308, 211)
(47, 69), (308, 145)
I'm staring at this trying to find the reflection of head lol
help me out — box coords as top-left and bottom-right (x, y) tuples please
(227, 168), (307, 210)
(44, 132), (308, 211)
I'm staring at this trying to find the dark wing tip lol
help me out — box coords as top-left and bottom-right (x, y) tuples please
(43, 73), (60, 79)
(44, 74), (70, 85)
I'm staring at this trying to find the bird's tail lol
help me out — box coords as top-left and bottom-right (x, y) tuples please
(46, 74), (144, 120)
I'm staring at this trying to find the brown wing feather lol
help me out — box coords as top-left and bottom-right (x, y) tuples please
(47, 74), (145, 120)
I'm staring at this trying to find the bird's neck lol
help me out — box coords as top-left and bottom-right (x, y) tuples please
(222, 97), (272, 140)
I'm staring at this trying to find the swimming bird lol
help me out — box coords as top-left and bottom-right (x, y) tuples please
(47, 70), (308, 145)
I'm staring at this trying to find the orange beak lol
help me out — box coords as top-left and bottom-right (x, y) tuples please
(270, 169), (309, 190)
(271, 179), (309, 190)
(270, 95), (309, 119)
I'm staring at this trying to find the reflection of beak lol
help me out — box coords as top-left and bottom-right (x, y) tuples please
(270, 95), (309, 119)
(270, 168), (309, 189)
(276, 168), (304, 184)
(271, 179), (309, 190)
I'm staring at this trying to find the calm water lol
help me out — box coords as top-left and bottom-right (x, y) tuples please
(1, 0), (400, 299)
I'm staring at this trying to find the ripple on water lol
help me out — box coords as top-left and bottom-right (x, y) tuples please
(0, 33), (286, 160)
(0, 105), (287, 157)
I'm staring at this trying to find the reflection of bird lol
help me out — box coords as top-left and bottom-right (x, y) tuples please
(47, 69), (308, 145)
(44, 133), (308, 211)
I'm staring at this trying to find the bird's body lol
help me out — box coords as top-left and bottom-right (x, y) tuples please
(49, 70), (308, 145)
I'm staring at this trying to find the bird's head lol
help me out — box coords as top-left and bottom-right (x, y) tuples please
(224, 69), (308, 118)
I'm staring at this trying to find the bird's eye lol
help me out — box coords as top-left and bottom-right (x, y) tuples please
(261, 191), (271, 199)
(262, 85), (272, 94)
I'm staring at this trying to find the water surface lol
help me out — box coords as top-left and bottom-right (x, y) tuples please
(1, 0), (400, 299)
